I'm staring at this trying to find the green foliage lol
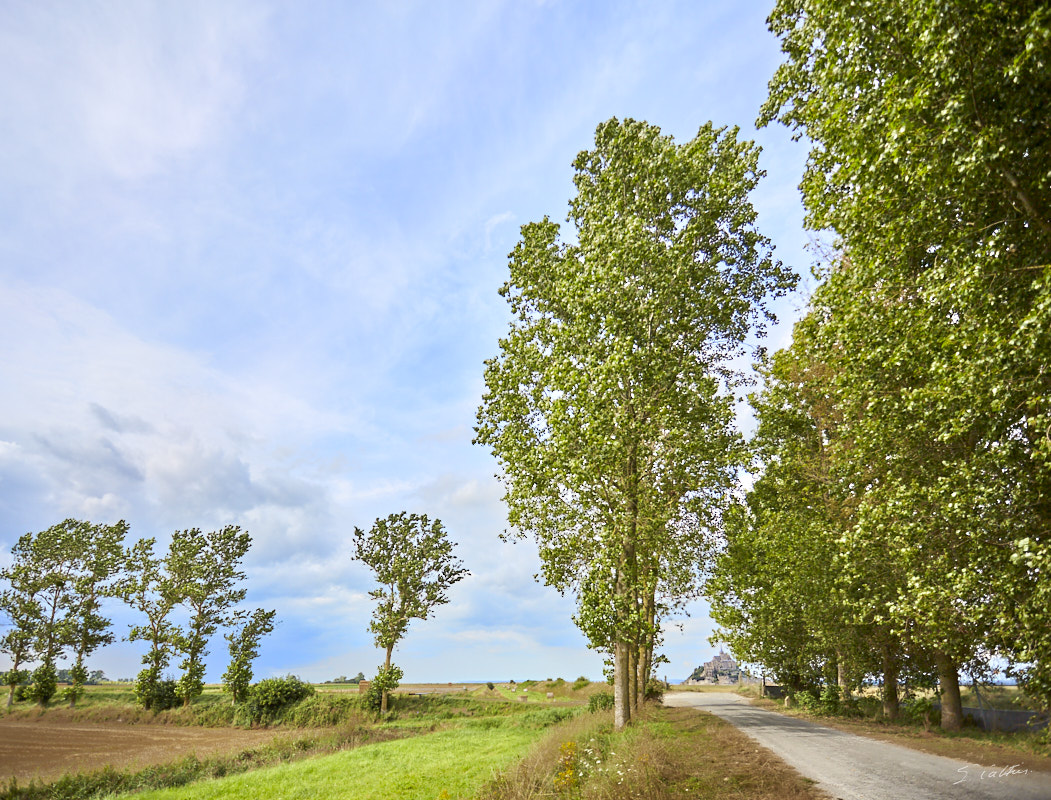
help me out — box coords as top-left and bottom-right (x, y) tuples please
(719, 0), (1051, 722)
(222, 608), (277, 704)
(121, 527), (255, 709)
(122, 538), (180, 708)
(250, 675), (316, 713)
(487, 682), (495, 691)
(0, 670), (29, 690)
(26, 663), (57, 706)
(819, 684), (840, 714)
(62, 663), (89, 706)
(0, 519), (127, 708)
(572, 676), (589, 691)
(900, 696), (939, 728)
(476, 116), (794, 725)
(134, 671), (179, 711)
(644, 678), (665, 703)
(352, 513), (468, 655)
(169, 526), (252, 707)
(364, 664), (403, 713)
(588, 692), (615, 712)
(352, 512), (466, 713)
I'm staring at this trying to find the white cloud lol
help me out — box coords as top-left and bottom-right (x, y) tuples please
(0, 1), (266, 182)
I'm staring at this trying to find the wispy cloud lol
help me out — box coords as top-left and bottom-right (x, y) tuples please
(0, 1), (266, 182)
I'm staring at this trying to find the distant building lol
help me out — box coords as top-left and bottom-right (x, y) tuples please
(685, 650), (741, 685)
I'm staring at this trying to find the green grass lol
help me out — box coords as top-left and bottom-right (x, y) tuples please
(495, 686), (548, 704)
(110, 723), (547, 800)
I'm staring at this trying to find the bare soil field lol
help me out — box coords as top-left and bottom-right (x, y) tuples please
(0, 719), (287, 784)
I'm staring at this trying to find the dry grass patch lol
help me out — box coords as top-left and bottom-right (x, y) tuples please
(481, 705), (823, 800)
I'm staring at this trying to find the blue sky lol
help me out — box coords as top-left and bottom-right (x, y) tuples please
(0, 0), (811, 684)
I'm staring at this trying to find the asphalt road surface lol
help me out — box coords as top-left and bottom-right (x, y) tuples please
(664, 691), (1051, 800)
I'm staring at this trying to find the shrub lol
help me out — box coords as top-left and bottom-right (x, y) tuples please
(901, 697), (939, 729)
(137, 678), (179, 711)
(792, 690), (822, 713)
(572, 676), (590, 691)
(27, 663), (57, 706)
(250, 675), (315, 713)
(487, 682), (495, 691)
(588, 692), (615, 712)
(644, 678), (665, 703)
(363, 664), (403, 713)
(819, 684), (841, 714)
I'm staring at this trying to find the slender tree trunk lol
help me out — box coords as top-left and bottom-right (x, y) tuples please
(935, 650), (963, 732)
(614, 543), (632, 728)
(69, 651), (85, 709)
(636, 588), (655, 705)
(623, 448), (641, 719)
(6, 655), (20, 708)
(636, 641), (649, 706)
(881, 645), (899, 721)
(626, 622), (634, 714)
(382, 644), (394, 714)
(614, 638), (631, 729)
(836, 648), (851, 701)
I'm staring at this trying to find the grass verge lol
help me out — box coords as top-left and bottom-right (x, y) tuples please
(481, 704), (823, 800)
(99, 715), (563, 800)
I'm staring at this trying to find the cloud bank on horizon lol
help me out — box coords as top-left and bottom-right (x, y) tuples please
(0, 0), (810, 684)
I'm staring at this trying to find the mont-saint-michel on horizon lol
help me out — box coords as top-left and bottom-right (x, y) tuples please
(2, 1), (1048, 798)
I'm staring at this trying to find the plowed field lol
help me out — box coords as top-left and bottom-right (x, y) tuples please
(0, 720), (286, 784)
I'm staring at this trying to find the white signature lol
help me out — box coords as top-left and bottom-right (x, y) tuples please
(954, 764), (1030, 784)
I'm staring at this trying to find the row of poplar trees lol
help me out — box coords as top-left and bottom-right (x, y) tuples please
(0, 519), (275, 709)
(708, 0), (1051, 730)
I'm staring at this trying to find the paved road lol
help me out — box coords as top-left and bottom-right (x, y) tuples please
(664, 691), (1051, 800)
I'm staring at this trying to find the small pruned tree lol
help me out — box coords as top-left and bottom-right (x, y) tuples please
(352, 512), (468, 713)
(168, 526), (252, 706)
(222, 608), (277, 705)
(65, 520), (127, 707)
(121, 538), (180, 710)
(0, 553), (43, 707)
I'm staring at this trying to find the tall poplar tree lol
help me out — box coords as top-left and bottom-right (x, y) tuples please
(476, 117), (793, 727)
